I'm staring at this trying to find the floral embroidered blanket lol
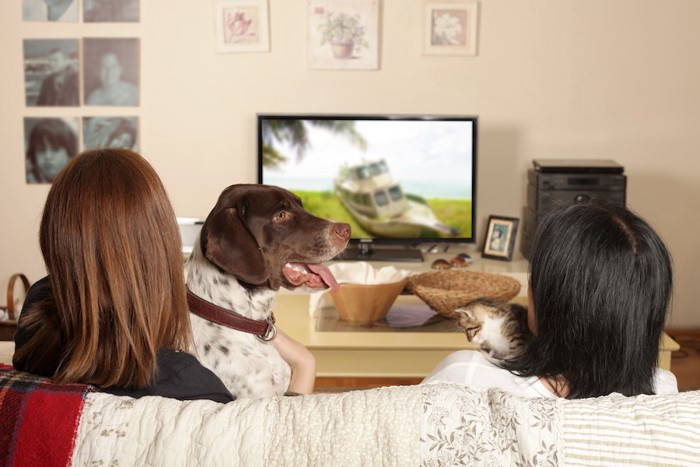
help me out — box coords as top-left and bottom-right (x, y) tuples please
(2, 366), (699, 466)
(0, 366), (89, 467)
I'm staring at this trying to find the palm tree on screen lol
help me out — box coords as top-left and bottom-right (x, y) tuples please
(261, 119), (367, 167)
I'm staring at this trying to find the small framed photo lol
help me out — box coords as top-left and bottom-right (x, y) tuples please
(23, 39), (80, 107)
(482, 215), (519, 261)
(83, 116), (139, 152)
(83, 0), (140, 23)
(24, 117), (80, 184)
(214, 0), (270, 53)
(83, 38), (140, 106)
(422, 0), (479, 56)
(23, 0), (78, 22)
(307, 0), (380, 70)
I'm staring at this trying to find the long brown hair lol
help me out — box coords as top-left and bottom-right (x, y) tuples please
(14, 149), (191, 388)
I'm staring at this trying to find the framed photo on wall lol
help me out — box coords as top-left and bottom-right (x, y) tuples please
(83, 116), (139, 151)
(307, 0), (379, 70)
(23, 0), (78, 22)
(23, 38), (80, 107)
(214, 0), (270, 53)
(482, 215), (519, 261)
(422, 0), (479, 56)
(24, 117), (79, 184)
(83, 0), (140, 23)
(83, 37), (140, 106)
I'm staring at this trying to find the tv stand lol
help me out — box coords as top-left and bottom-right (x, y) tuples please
(334, 243), (424, 263)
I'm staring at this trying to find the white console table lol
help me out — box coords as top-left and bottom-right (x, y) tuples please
(274, 249), (678, 380)
(1, 249), (678, 384)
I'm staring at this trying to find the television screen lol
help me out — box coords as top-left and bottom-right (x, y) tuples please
(257, 114), (477, 262)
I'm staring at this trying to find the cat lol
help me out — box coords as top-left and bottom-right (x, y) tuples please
(454, 298), (533, 362)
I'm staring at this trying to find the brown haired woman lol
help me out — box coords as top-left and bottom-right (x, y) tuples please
(13, 149), (311, 402)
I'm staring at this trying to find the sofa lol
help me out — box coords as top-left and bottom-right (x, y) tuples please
(1, 341), (699, 466)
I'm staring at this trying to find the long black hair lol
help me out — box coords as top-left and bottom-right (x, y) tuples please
(500, 200), (673, 398)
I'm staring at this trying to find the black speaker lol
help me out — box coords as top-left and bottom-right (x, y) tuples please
(521, 159), (626, 259)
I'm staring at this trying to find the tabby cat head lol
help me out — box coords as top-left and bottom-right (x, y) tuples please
(454, 298), (531, 362)
(454, 300), (495, 345)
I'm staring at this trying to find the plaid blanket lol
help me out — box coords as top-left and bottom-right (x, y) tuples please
(0, 365), (89, 467)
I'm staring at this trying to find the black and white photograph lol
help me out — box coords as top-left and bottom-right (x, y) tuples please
(83, 0), (140, 22)
(23, 0), (78, 22)
(23, 39), (80, 107)
(24, 117), (79, 184)
(83, 38), (140, 106)
(83, 116), (139, 151)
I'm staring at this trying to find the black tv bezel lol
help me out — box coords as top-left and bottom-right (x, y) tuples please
(256, 113), (478, 261)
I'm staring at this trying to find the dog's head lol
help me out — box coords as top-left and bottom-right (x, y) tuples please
(200, 184), (350, 291)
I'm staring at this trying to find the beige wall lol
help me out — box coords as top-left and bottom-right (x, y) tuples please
(1, 1), (699, 328)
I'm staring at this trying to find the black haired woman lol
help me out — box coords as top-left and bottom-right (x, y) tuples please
(423, 201), (677, 399)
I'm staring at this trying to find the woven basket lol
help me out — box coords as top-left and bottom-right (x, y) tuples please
(408, 270), (521, 319)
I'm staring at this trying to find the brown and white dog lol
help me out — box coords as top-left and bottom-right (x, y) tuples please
(185, 184), (350, 399)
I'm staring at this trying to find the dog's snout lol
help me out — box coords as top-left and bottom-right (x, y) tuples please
(334, 223), (351, 242)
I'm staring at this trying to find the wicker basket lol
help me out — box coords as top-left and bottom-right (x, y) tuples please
(1, 273), (29, 341)
(408, 270), (521, 319)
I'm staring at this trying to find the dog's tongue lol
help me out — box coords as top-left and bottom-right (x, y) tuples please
(306, 263), (339, 291)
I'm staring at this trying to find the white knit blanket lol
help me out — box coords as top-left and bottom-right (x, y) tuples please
(71, 383), (700, 466)
(73, 385), (423, 466)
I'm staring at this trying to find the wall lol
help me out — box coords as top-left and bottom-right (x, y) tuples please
(1, 1), (699, 328)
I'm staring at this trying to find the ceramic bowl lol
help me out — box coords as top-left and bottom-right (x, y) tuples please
(330, 278), (408, 322)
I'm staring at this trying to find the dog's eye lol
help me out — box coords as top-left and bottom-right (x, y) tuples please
(273, 210), (288, 223)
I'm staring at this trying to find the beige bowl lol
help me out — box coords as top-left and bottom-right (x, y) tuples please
(330, 279), (408, 322)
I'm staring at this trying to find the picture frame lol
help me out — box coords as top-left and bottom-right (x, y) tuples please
(83, 0), (140, 23)
(307, 0), (379, 70)
(422, 0), (479, 56)
(24, 117), (80, 184)
(214, 0), (270, 53)
(83, 116), (139, 152)
(482, 215), (519, 261)
(23, 0), (78, 22)
(83, 37), (140, 106)
(23, 38), (80, 107)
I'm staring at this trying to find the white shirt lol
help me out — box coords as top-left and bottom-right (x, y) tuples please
(422, 350), (679, 398)
(86, 81), (139, 106)
(23, 0), (78, 22)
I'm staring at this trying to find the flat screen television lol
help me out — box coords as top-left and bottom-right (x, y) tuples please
(257, 114), (477, 262)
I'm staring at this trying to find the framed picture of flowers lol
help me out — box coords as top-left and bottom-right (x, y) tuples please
(308, 0), (379, 70)
(214, 0), (270, 53)
(422, 0), (479, 56)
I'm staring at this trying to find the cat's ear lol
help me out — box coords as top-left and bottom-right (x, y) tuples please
(455, 307), (476, 321)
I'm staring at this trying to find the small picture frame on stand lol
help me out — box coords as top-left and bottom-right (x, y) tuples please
(482, 215), (519, 261)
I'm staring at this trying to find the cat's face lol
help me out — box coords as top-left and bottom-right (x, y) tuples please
(455, 304), (489, 345)
(454, 299), (532, 361)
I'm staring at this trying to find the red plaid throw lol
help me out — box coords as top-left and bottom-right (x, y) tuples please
(0, 365), (89, 467)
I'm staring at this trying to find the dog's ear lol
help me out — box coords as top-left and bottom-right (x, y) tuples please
(201, 207), (269, 285)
